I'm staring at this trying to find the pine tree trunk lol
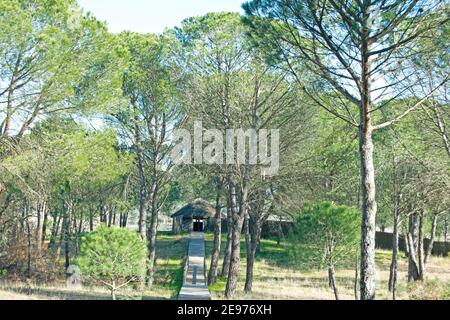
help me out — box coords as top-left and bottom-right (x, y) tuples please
(277, 215), (283, 245)
(108, 206), (113, 227)
(417, 212), (425, 281)
(358, 122), (377, 300)
(389, 215), (400, 297)
(89, 208), (94, 232)
(138, 196), (149, 239)
(41, 205), (48, 245)
(225, 177), (246, 298)
(244, 218), (260, 293)
(36, 200), (46, 252)
(354, 254), (359, 300)
(134, 111), (147, 240)
(328, 265), (339, 300)
(444, 216), (448, 243)
(147, 178), (159, 287)
(208, 177), (222, 286)
(225, 213), (244, 298)
(407, 214), (421, 282)
(112, 206), (117, 227)
(62, 204), (71, 270)
(26, 218), (32, 277)
(244, 214), (251, 292)
(111, 281), (117, 300)
(359, 10), (378, 299)
(444, 216), (449, 255)
(424, 214), (438, 264)
(49, 210), (61, 250)
(389, 154), (400, 297)
(432, 104), (450, 159)
(221, 206), (233, 278)
(244, 249), (255, 293)
(389, 187), (401, 297)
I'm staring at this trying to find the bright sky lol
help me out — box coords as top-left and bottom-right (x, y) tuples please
(77, 0), (245, 34)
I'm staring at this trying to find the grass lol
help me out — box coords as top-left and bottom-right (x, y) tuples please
(0, 231), (189, 300)
(1, 231), (448, 300)
(204, 233), (450, 300)
(151, 231), (189, 297)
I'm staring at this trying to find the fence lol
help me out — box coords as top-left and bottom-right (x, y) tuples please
(375, 232), (449, 257)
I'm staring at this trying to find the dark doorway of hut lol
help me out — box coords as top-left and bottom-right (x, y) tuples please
(193, 218), (204, 232)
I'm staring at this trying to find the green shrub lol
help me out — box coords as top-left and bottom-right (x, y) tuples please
(289, 201), (360, 299)
(77, 225), (147, 300)
(290, 201), (360, 267)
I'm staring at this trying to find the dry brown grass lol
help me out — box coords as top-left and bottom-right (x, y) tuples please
(205, 234), (450, 300)
(0, 280), (177, 300)
(1, 233), (447, 300)
(0, 232), (189, 300)
(0, 289), (54, 300)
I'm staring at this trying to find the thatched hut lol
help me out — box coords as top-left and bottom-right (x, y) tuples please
(171, 199), (216, 233)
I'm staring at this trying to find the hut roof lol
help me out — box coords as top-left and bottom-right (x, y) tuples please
(171, 199), (216, 219)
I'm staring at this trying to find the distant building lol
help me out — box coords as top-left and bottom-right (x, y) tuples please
(171, 199), (218, 233)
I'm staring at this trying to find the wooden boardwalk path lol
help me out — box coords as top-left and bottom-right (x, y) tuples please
(177, 232), (211, 300)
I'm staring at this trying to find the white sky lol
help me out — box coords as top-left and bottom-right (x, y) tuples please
(77, 0), (245, 34)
